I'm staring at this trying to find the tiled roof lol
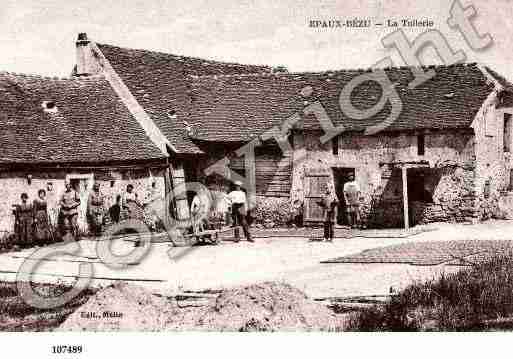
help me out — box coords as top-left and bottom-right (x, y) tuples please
(485, 66), (513, 93)
(187, 63), (500, 142)
(0, 72), (166, 164)
(96, 43), (272, 153)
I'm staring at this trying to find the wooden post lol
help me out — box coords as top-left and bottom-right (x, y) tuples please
(171, 160), (190, 222)
(163, 160), (173, 223)
(292, 131), (306, 225)
(243, 141), (258, 211)
(402, 166), (409, 230)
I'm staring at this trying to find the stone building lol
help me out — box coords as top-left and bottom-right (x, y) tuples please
(183, 63), (513, 228)
(3, 33), (513, 232)
(72, 34), (513, 228)
(0, 72), (169, 234)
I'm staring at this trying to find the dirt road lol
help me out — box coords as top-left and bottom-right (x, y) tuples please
(0, 220), (512, 299)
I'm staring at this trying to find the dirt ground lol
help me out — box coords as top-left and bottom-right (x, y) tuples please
(1, 220), (513, 301)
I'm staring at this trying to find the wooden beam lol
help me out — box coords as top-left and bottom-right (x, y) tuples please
(163, 159), (173, 225)
(243, 141), (258, 210)
(402, 166), (409, 230)
(170, 160), (190, 222)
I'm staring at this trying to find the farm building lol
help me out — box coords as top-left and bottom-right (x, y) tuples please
(184, 63), (513, 228)
(77, 33), (513, 228)
(2, 32), (513, 233)
(0, 71), (170, 235)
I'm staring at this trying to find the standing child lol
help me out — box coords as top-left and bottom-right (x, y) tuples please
(318, 188), (338, 241)
(109, 195), (122, 224)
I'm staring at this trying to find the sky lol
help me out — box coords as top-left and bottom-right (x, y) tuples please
(1, 0), (513, 80)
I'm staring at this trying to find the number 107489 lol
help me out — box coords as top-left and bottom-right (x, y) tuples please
(51, 345), (83, 354)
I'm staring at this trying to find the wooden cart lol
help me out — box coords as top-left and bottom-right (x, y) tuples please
(184, 215), (241, 245)
(184, 225), (242, 245)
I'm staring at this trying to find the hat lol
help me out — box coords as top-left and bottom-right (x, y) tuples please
(234, 180), (243, 187)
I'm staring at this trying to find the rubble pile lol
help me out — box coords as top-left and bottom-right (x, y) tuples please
(59, 282), (347, 331)
(58, 282), (176, 331)
(168, 282), (346, 331)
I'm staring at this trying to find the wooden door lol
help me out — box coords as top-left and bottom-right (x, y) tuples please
(304, 167), (331, 224)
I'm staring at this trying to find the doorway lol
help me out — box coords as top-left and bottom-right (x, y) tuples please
(67, 174), (94, 232)
(332, 167), (356, 225)
(406, 168), (434, 227)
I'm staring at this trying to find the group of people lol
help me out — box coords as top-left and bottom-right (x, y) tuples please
(13, 180), (163, 245)
(191, 180), (253, 242)
(86, 181), (163, 235)
(12, 189), (53, 246)
(188, 175), (361, 243)
(13, 174), (360, 245)
(12, 181), (81, 245)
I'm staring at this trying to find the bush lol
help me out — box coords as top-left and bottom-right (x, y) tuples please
(0, 280), (97, 331)
(0, 231), (18, 253)
(348, 252), (513, 331)
(252, 197), (301, 227)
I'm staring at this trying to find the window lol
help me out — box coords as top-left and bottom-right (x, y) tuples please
(229, 155), (245, 178)
(504, 113), (512, 152)
(417, 134), (425, 156)
(41, 100), (58, 113)
(332, 135), (339, 155)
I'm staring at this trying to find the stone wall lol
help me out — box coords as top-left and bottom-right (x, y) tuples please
(0, 168), (165, 234)
(291, 129), (476, 227)
(472, 91), (512, 220)
(409, 166), (476, 225)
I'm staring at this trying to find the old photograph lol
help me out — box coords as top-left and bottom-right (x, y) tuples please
(1, 0), (513, 344)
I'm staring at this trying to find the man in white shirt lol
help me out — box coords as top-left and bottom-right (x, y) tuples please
(343, 173), (361, 229)
(227, 181), (253, 242)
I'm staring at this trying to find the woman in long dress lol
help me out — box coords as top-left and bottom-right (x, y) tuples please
(33, 189), (51, 245)
(14, 193), (33, 246)
(122, 184), (143, 222)
(87, 183), (105, 236)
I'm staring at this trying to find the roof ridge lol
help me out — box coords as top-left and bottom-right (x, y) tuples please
(189, 62), (480, 81)
(0, 71), (106, 82)
(97, 42), (273, 70)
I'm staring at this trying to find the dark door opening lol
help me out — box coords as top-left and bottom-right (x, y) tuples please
(333, 167), (356, 225)
(407, 168), (434, 227)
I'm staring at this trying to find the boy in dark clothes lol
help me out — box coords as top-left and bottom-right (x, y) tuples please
(318, 188), (338, 241)
(109, 195), (122, 223)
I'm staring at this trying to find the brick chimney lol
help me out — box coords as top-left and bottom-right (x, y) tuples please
(75, 33), (100, 76)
